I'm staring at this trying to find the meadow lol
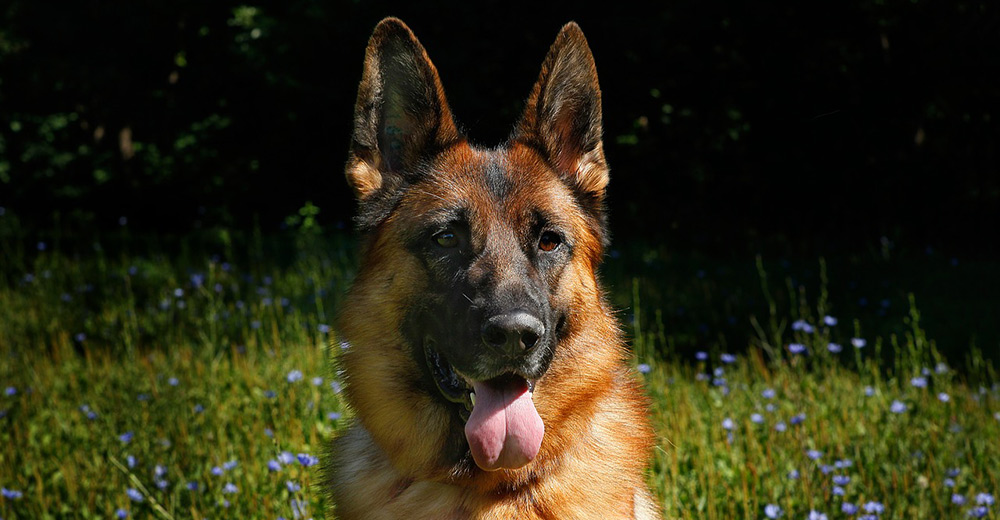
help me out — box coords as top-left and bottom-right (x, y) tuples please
(0, 225), (997, 519)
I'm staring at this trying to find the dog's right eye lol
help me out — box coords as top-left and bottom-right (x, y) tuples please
(434, 230), (459, 248)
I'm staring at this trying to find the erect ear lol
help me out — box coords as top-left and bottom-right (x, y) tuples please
(346, 18), (460, 200)
(514, 22), (608, 198)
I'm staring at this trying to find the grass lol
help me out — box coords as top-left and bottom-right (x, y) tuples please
(0, 228), (997, 519)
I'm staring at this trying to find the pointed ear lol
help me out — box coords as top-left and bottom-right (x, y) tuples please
(514, 22), (608, 198)
(346, 18), (460, 200)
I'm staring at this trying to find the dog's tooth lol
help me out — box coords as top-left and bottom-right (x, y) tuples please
(470, 392), (476, 407)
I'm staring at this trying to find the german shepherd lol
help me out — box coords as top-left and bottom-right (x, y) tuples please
(325, 18), (658, 519)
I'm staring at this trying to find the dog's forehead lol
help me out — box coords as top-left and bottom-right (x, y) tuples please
(407, 143), (579, 227)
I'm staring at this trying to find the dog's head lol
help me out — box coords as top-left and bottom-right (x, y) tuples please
(338, 18), (613, 478)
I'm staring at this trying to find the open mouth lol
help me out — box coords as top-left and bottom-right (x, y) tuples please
(423, 337), (544, 471)
(423, 337), (475, 419)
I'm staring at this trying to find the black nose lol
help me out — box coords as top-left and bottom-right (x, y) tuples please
(482, 310), (544, 355)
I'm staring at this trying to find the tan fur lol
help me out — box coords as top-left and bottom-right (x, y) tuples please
(325, 18), (659, 520)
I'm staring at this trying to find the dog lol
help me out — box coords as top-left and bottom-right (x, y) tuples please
(324, 17), (658, 519)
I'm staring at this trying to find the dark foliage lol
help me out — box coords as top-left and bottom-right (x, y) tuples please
(1, 0), (997, 255)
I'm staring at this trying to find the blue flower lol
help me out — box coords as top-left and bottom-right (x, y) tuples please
(116, 508), (128, 518)
(173, 288), (184, 298)
(127, 488), (143, 502)
(155, 479), (168, 490)
(194, 404), (204, 413)
(976, 493), (994, 506)
(842, 503), (859, 514)
(807, 511), (827, 520)
(126, 455), (136, 468)
(863, 501), (885, 514)
(968, 506), (989, 518)
(287, 370), (303, 383)
(832, 486), (845, 496)
(4, 386), (16, 396)
(938, 392), (951, 402)
(865, 386), (875, 396)
(264, 428), (274, 438)
(264, 390), (277, 399)
(788, 343), (807, 355)
(211, 466), (223, 476)
(268, 459), (282, 472)
(823, 315), (838, 326)
(936, 363), (950, 374)
(278, 451), (295, 465)
(318, 324), (331, 334)
(806, 449), (823, 460)
(947, 468), (961, 477)
(911, 377), (928, 388)
(327, 412), (342, 421)
(155, 465), (167, 478)
(222, 482), (238, 494)
(833, 475), (850, 486)
(187, 481), (199, 491)
(721, 418), (735, 431)
(945, 478), (956, 488)
(312, 377), (324, 386)
(297, 453), (319, 467)
(890, 400), (907, 414)
(820, 464), (834, 474)
(119, 431), (134, 444)
(750, 413), (764, 424)
(953, 494), (967, 505)
(764, 504), (783, 518)
(720, 353), (736, 364)
(331, 381), (343, 393)
(286, 480), (301, 493)
(637, 363), (651, 374)
(834, 459), (853, 469)
(790, 413), (806, 425)
(223, 459), (238, 471)
(762, 388), (776, 399)
(775, 422), (787, 432)
(827, 343), (842, 353)
(1, 487), (23, 499)
(695, 351), (708, 361)
(792, 319), (812, 332)
(851, 338), (867, 348)
(787, 469), (800, 480)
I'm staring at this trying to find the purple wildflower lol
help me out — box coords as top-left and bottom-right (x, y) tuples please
(296, 453), (319, 467)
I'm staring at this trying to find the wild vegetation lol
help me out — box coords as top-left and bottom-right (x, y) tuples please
(0, 225), (996, 519)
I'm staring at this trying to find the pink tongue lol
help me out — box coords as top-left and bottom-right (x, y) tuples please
(464, 378), (544, 471)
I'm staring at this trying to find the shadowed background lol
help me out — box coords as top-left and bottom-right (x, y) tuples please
(1, 0), (998, 357)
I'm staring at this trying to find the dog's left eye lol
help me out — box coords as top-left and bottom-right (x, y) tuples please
(538, 231), (562, 252)
(434, 230), (459, 248)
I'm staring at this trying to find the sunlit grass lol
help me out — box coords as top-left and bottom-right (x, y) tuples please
(0, 232), (997, 519)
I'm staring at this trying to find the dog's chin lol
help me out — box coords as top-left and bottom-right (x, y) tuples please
(423, 337), (545, 471)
